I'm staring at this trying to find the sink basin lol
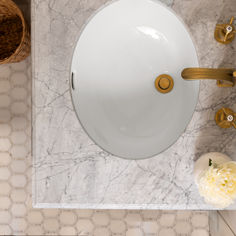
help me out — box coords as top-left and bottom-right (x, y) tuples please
(70, 0), (199, 159)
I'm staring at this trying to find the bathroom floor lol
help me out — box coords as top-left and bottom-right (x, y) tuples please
(0, 57), (211, 236)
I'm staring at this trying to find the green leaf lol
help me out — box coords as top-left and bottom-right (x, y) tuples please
(209, 158), (212, 166)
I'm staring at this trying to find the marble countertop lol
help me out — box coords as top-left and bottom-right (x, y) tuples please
(32, 0), (236, 209)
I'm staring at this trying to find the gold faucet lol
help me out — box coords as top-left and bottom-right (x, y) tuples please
(182, 17), (236, 87)
(181, 68), (236, 87)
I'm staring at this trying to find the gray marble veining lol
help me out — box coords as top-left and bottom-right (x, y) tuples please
(32, 0), (236, 209)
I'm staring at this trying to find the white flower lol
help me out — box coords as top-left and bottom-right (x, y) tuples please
(198, 161), (236, 208)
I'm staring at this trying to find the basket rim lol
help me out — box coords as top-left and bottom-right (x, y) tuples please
(0, 0), (28, 63)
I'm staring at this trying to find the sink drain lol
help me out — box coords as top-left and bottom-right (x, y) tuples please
(155, 74), (174, 93)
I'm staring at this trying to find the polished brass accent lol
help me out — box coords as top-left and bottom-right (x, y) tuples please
(155, 74), (174, 93)
(181, 68), (236, 87)
(215, 107), (236, 129)
(214, 17), (236, 44)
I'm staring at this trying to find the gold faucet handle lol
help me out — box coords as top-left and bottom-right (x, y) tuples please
(215, 107), (236, 129)
(215, 17), (236, 44)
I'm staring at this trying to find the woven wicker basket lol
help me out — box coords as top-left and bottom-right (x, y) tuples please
(0, 0), (30, 65)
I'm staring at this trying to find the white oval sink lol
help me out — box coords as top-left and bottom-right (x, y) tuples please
(70, 0), (199, 159)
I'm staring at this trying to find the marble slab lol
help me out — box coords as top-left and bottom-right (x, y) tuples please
(32, 0), (236, 209)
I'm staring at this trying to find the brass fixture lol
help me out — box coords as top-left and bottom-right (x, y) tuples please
(155, 74), (174, 93)
(215, 107), (236, 129)
(181, 68), (236, 87)
(214, 17), (236, 44)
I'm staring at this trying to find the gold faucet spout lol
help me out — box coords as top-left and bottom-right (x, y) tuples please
(181, 68), (236, 87)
